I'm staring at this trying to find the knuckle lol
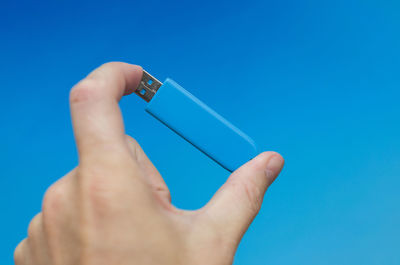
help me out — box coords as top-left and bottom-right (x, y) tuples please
(14, 239), (26, 265)
(125, 135), (139, 157)
(234, 179), (264, 214)
(77, 167), (115, 208)
(244, 180), (264, 213)
(125, 135), (138, 146)
(27, 214), (42, 239)
(87, 181), (117, 210)
(76, 165), (146, 216)
(42, 182), (66, 219)
(70, 78), (102, 104)
(154, 187), (172, 203)
(163, 190), (172, 203)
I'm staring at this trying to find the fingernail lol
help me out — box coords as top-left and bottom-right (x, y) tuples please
(265, 155), (284, 178)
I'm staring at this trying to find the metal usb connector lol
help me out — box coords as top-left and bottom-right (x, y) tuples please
(134, 70), (163, 102)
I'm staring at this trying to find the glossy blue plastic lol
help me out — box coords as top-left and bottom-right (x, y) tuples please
(145, 78), (258, 172)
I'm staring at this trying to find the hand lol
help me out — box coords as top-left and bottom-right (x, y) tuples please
(14, 62), (284, 265)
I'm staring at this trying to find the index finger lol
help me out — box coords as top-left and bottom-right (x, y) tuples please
(69, 62), (142, 163)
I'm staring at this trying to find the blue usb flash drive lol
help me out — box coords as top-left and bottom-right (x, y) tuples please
(135, 70), (257, 172)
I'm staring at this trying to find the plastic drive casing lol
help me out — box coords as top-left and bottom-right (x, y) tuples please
(145, 78), (257, 172)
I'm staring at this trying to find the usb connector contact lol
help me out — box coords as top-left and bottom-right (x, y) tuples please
(134, 70), (257, 172)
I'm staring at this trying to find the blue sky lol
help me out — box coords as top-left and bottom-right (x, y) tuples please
(1, 0), (399, 264)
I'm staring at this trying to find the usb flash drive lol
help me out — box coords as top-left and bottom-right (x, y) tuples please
(134, 70), (257, 172)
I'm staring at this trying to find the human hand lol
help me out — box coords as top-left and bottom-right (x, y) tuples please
(14, 62), (284, 265)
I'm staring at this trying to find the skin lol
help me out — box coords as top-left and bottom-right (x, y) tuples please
(14, 62), (284, 265)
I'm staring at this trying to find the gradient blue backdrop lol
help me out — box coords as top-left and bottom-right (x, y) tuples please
(1, 0), (399, 264)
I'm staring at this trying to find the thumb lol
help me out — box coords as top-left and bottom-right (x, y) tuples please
(203, 152), (284, 242)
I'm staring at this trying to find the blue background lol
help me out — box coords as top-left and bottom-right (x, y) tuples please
(1, 0), (399, 264)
